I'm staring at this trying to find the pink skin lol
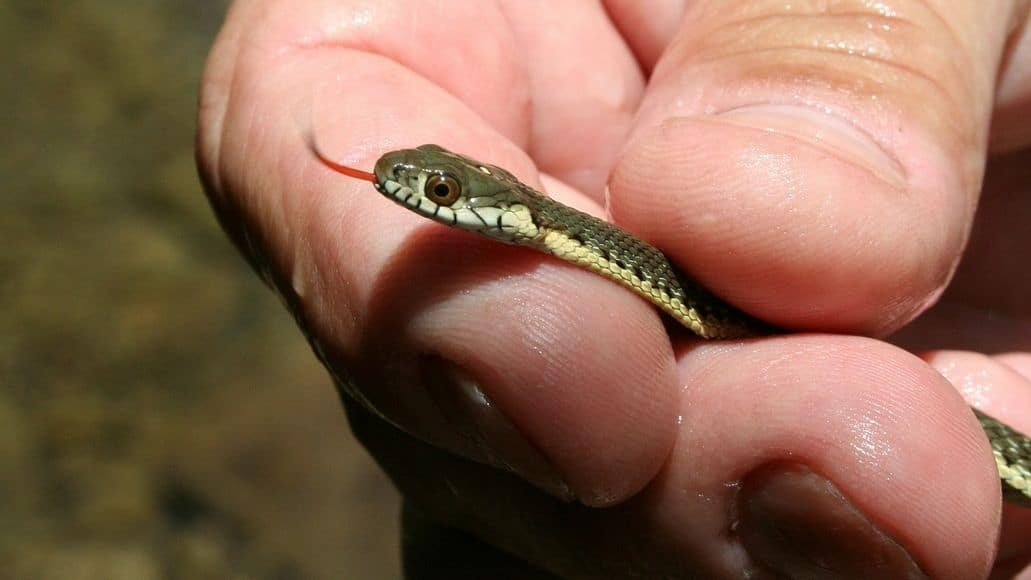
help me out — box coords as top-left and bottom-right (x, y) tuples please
(197, 0), (1031, 577)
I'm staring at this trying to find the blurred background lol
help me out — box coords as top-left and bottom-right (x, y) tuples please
(2, 1), (400, 577)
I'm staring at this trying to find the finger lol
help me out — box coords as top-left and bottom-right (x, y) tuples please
(999, 353), (1031, 381)
(354, 336), (999, 578)
(197, 0), (678, 507)
(608, 0), (1027, 335)
(922, 350), (1031, 575)
(602, 0), (687, 72)
(496, 0), (645, 197)
(991, 8), (1031, 153)
(661, 336), (998, 579)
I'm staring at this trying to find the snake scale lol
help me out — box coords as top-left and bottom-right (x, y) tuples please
(315, 142), (1031, 507)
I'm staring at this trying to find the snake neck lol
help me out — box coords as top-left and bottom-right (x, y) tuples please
(512, 190), (766, 339)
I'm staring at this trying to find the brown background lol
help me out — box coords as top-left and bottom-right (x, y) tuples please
(1, 1), (400, 577)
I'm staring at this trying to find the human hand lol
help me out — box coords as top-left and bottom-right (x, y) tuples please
(197, 1), (1031, 577)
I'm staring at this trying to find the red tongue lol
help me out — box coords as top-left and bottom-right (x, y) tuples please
(308, 141), (377, 183)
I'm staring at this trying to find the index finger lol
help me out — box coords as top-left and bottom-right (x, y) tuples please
(197, 0), (678, 506)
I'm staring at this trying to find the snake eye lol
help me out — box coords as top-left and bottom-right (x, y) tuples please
(424, 174), (462, 206)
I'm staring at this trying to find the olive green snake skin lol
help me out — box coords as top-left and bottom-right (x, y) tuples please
(337, 143), (1031, 507)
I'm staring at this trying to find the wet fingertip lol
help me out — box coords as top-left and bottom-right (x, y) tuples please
(736, 463), (927, 579)
(610, 115), (950, 335)
(713, 104), (907, 189)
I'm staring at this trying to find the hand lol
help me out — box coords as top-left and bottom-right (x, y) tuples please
(197, 1), (1031, 577)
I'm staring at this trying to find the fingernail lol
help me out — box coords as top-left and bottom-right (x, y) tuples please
(736, 463), (927, 579)
(420, 355), (574, 501)
(716, 104), (906, 189)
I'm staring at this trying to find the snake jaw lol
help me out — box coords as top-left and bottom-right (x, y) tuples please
(448, 202), (538, 244)
(375, 172), (460, 229)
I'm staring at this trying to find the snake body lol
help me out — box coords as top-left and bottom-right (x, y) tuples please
(357, 143), (1031, 506)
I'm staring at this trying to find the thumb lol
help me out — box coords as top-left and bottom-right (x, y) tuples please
(608, 0), (1027, 335)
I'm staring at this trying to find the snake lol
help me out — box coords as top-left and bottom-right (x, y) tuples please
(312, 141), (1031, 507)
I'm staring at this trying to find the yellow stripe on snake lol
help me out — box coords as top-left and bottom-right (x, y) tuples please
(317, 142), (1031, 507)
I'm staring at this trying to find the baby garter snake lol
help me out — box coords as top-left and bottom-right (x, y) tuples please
(314, 142), (1031, 507)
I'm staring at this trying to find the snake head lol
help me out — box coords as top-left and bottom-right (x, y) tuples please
(372, 145), (539, 242)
